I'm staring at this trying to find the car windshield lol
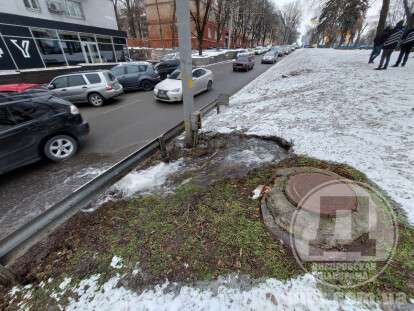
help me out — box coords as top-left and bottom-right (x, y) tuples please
(265, 52), (273, 57)
(169, 70), (182, 80)
(237, 56), (249, 61)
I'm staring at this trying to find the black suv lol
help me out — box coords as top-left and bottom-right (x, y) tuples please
(154, 59), (180, 80)
(0, 94), (89, 175)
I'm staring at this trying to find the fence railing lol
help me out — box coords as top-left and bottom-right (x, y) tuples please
(0, 95), (229, 285)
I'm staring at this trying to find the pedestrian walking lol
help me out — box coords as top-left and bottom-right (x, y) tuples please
(392, 19), (414, 67)
(376, 21), (405, 70)
(369, 27), (391, 64)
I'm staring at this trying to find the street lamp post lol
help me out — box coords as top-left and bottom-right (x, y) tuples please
(176, 0), (194, 147)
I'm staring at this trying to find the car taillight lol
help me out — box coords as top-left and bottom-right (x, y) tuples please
(106, 85), (113, 91)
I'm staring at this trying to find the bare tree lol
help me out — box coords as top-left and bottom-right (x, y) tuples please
(281, 1), (302, 44)
(376, 0), (390, 35)
(403, 0), (414, 27)
(213, 0), (231, 49)
(112, 0), (121, 30)
(123, 0), (137, 38)
(154, 0), (165, 48)
(190, 0), (213, 55)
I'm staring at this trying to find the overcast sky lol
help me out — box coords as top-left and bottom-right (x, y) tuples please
(271, 0), (382, 36)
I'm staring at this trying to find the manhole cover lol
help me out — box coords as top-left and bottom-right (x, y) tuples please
(285, 173), (357, 216)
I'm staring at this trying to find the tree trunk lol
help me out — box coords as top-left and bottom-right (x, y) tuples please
(113, 0), (120, 30)
(125, 0), (137, 38)
(403, 0), (414, 28)
(155, 0), (165, 49)
(198, 35), (203, 56)
(376, 0), (390, 35)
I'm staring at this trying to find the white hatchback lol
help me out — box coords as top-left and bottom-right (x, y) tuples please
(154, 68), (214, 102)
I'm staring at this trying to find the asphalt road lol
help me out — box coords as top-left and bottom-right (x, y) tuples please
(0, 56), (276, 240)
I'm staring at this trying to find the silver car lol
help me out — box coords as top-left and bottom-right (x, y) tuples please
(48, 70), (124, 107)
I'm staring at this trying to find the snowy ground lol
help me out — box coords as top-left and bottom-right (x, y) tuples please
(9, 269), (381, 311)
(205, 48), (414, 224)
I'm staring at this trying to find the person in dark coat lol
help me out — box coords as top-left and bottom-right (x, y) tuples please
(392, 22), (414, 67)
(369, 27), (391, 63)
(376, 20), (405, 70)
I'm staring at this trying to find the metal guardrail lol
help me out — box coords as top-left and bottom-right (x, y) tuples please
(0, 96), (229, 276)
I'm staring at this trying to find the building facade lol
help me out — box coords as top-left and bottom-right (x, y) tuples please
(143, 0), (229, 49)
(0, 0), (128, 71)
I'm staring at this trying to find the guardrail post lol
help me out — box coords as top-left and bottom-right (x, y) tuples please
(216, 94), (230, 114)
(158, 135), (169, 162)
(0, 264), (17, 286)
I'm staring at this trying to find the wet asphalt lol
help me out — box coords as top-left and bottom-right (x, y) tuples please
(0, 56), (277, 240)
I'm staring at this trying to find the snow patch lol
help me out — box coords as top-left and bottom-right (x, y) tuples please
(110, 256), (124, 269)
(112, 160), (183, 198)
(252, 186), (264, 200)
(63, 273), (380, 311)
(59, 277), (72, 291)
(225, 148), (275, 166)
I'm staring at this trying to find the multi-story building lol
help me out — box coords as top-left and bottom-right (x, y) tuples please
(0, 0), (128, 71)
(143, 0), (229, 49)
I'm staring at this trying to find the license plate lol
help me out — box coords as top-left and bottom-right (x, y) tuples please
(158, 90), (168, 99)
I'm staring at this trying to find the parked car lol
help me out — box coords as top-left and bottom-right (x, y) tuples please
(0, 83), (42, 94)
(254, 46), (266, 55)
(154, 68), (214, 103)
(0, 93), (89, 174)
(233, 54), (255, 72)
(235, 49), (249, 58)
(48, 70), (123, 107)
(111, 62), (161, 91)
(161, 52), (180, 61)
(261, 51), (279, 64)
(154, 59), (180, 80)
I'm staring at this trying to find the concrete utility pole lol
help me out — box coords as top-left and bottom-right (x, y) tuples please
(176, 0), (194, 147)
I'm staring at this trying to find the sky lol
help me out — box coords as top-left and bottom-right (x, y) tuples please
(271, 0), (383, 36)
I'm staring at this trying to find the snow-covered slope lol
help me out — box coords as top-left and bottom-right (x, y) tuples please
(204, 48), (414, 223)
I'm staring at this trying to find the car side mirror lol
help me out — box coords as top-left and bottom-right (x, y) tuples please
(48, 84), (55, 90)
(167, 74), (171, 79)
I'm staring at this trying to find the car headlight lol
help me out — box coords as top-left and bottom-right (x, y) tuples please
(70, 104), (80, 115)
(169, 88), (181, 93)
(154, 88), (159, 94)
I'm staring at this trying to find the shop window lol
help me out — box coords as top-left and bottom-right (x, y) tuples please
(98, 44), (116, 63)
(36, 39), (67, 67)
(31, 28), (58, 39)
(61, 41), (85, 65)
(58, 31), (79, 41)
(23, 0), (40, 11)
(80, 34), (96, 42)
(97, 36), (112, 44)
(113, 37), (127, 45)
(114, 45), (127, 62)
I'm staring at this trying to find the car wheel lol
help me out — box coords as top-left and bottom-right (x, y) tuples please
(88, 93), (105, 107)
(44, 135), (78, 162)
(141, 80), (154, 91)
(207, 80), (213, 91)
